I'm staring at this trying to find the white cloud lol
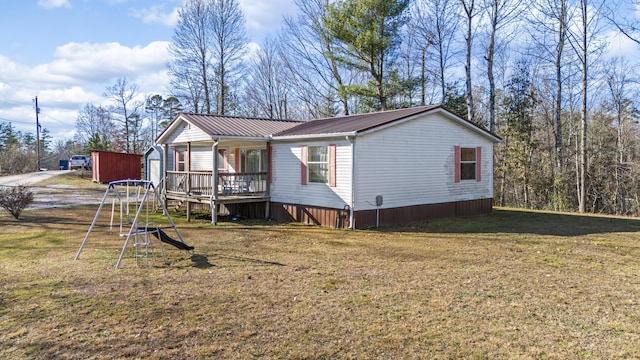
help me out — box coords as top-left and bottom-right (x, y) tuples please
(39, 87), (103, 108)
(244, 41), (261, 61)
(130, 6), (180, 27)
(137, 69), (171, 96)
(0, 41), (172, 140)
(604, 29), (640, 59)
(37, 0), (71, 9)
(0, 56), (30, 87)
(239, 0), (296, 35)
(36, 41), (171, 85)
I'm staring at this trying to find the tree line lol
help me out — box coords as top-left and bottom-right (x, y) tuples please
(66, 0), (640, 216)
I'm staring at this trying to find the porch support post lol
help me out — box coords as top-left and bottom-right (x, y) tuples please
(348, 135), (356, 229)
(162, 143), (169, 215)
(265, 141), (271, 220)
(211, 139), (220, 225)
(186, 142), (191, 222)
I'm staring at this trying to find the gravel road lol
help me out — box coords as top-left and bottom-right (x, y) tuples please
(0, 171), (106, 210)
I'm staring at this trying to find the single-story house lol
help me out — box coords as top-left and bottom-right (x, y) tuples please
(155, 105), (501, 228)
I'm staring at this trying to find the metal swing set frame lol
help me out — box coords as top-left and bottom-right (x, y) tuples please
(74, 180), (191, 268)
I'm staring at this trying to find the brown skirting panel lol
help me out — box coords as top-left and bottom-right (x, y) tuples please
(270, 202), (351, 229)
(271, 198), (492, 229)
(354, 198), (493, 229)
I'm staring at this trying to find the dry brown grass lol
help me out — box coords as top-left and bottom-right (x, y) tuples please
(36, 170), (102, 188)
(1, 206), (639, 359)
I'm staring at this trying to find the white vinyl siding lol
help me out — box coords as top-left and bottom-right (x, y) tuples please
(354, 112), (493, 211)
(164, 120), (211, 144)
(190, 146), (213, 171)
(271, 139), (352, 209)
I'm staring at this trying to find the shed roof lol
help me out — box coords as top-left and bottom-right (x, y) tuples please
(157, 113), (303, 143)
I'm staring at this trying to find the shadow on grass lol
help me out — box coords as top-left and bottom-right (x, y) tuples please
(189, 252), (285, 268)
(191, 253), (214, 268)
(211, 253), (286, 267)
(380, 208), (640, 236)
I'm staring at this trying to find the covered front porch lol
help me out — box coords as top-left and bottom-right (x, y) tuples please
(160, 139), (271, 224)
(155, 112), (303, 224)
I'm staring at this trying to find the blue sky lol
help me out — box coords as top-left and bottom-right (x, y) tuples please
(0, 0), (295, 141)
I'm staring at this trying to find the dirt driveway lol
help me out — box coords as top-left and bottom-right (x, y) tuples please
(0, 171), (106, 210)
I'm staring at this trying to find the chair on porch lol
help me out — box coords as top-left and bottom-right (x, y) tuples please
(221, 174), (250, 194)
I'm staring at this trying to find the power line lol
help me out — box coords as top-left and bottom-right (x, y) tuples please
(40, 112), (71, 125)
(0, 116), (32, 125)
(0, 99), (21, 107)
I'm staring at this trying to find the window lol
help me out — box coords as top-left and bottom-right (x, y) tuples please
(227, 149), (237, 172)
(308, 146), (328, 183)
(460, 148), (476, 180)
(454, 146), (481, 182)
(175, 149), (186, 171)
(217, 149), (227, 171)
(241, 149), (267, 173)
(301, 144), (336, 186)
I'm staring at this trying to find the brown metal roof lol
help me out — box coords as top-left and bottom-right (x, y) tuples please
(177, 113), (303, 138)
(274, 105), (500, 142)
(275, 105), (442, 136)
(158, 106), (500, 143)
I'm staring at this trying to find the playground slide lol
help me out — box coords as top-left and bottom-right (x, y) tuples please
(146, 228), (194, 251)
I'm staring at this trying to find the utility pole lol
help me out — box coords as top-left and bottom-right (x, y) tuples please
(34, 96), (40, 171)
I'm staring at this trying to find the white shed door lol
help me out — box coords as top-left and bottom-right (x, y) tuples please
(149, 159), (161, 187)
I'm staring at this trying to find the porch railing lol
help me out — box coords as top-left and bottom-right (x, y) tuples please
(166, 171), (268, 197)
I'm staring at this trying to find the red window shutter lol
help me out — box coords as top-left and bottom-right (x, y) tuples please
(235, 148), (240, 172)
(454, 146), (461, 183)
(300, 145), (307, 185)
(268, 146), (273, 183)
(328, 144), (336, 187)
(476, 146), (482, 182)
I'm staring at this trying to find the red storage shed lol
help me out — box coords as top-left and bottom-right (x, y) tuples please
(92, 151), (142, 183)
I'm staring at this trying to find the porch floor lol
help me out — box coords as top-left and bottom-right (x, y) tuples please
(165, 191), (269, 204)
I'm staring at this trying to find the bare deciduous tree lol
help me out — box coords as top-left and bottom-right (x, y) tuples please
(459, 0), (478, 123)
(413, 0), (461, 104)
(75, 103), (115, 147)
(210, 0), (247, 115)
(169, 0), (246, 115)
(482, 0), (521, 132)
(170, 0), (214, 114)
(104, 77), (143, 154)
(245, 37), (291, 119)
(281, 0), (354, 117)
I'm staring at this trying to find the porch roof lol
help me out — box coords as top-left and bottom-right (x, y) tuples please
(157, 113), (303, 143)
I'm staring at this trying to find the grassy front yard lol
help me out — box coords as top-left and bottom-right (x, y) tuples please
(1, 206), (639, 359)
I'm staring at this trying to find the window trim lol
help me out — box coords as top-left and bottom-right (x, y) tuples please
(307, 145), (329, 184)
(455, 146), (482, 183)
(175, 148), (186, 172)
(300, 144), (336, 187)
(460, 147), (477, 181)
